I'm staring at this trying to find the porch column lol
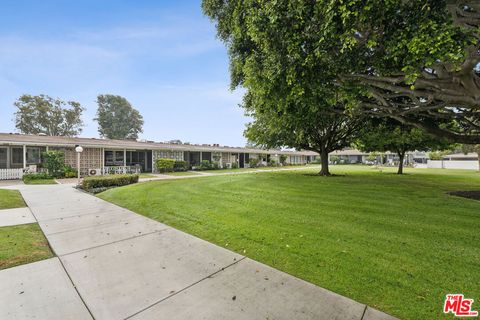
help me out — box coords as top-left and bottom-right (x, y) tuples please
(123, 148), (127, 166)
(6, 147), (10, 169)
(152, 150), (155, 173)
(23, 145), (27, 169)
(101, 148), (105, 171)
(200, 151), (202, 163)
(46, 146), (49, 152)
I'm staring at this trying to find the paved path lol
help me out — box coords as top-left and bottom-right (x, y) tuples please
(1, 184), (397, 320)
(0, 207), (36, 227)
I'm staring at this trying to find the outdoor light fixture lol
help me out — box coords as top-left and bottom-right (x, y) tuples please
(75, 145), (83, 185)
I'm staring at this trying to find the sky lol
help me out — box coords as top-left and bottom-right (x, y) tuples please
(0, 0), (249, 146)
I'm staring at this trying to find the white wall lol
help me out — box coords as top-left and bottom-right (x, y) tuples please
(427, 160), (479, 170)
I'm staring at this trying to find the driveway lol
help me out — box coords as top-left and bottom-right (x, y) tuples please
(1, 184), (397, 320)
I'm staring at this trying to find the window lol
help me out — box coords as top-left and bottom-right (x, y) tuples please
(105, 151), (114, 165)
(114, 151), (124, 165)
(0, 148), (7, 169)
(11, 148), (23, 164)
(26, 147), (41, 164)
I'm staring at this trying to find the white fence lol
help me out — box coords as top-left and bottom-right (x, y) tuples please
(427, 160), (479, 170)
(0, 168), (24, 180)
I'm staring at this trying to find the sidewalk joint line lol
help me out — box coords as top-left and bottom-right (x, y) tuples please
(360, 305), (368, 320)
(123, 256), (247, 320)
(58, 229), (168, 257)
(57, 257), (97, 320)
(44, 216), (144, 236)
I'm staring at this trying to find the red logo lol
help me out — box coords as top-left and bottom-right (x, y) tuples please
(444, 294), (478, 317)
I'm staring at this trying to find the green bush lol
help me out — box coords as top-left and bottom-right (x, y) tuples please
(199, 160), (212, 170)
(268, 159), (277, 167)
(42, 151), (65, 178)
(82, 174), (139, 192)
(231, 162), (239, 169)
(329, 155), (339, 164)
(249, 158), (259, 168)
(212, 161), (221, 169)
(63, 165), (77, 178)
(174, 160), (187, 171)
(279, 155), (288, 165)
(155, 158), (175, 173)
(23, 172), (53, 182)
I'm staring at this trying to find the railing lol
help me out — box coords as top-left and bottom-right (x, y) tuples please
(0, 168), (24, 180)
(101, 166), (141, 175)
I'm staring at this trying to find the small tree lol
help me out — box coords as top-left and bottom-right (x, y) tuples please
(14, 94), (84, 136)
(95, 95), (144, 140)
(42, 151), (65, 178)
(279, 155), (287, 166)
(358, 120), (451, 174)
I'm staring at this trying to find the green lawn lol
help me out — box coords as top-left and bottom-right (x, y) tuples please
(0, 223), (54, 269)
(164, 171), (200, 176)
(0, 189), (26, 209)
(139, 173), (157, 178)
(23, 179), (57, 185)
(98, 166), (480, 319)
(206, 164), (317, 174)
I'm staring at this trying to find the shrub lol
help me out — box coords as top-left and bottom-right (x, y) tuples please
(231, 162), (239, 169)
(329, 155), (340, 164)
(268, 159), (277, 167)
(82, 174), (139, 192)
(249, 158), (259, 168)
(63, 165), (77, 178)
(199, 160), (212, 170)
(23, 172), (53, 182)
(42, 151), (65, 178)
(279, 155), (288, 165)
(174, 160), (187, 171)
(155, 158), (175, 173)
(212, 161), (221, 169)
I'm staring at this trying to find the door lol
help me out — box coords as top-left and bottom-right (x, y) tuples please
(239, 153), (245, 168)
(0, 147), (7, 169)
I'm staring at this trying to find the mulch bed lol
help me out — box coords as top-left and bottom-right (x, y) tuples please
(448, 191), (480, 201)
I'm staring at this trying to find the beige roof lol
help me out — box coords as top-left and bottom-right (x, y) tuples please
(329, 149), (369, 156)
(0, 133), (317, 156)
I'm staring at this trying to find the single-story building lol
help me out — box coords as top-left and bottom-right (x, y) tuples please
(0, 133), (319, 179)
(328, 149), (428, 165)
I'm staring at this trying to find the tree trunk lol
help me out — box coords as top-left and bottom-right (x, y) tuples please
(397, 151), (405, 174)
(319, 149), (331, 176)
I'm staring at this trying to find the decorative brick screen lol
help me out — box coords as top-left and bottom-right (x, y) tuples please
(64, 147), (103, 173)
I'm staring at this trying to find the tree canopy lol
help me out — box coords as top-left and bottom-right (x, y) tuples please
(203, 0), (480, 144)
(14, 94), (84, 136)
(95, 94), (144, 140)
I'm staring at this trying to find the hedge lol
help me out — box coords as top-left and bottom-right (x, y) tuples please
(82, 174), (139, 192)
(155, 158), (175, 172)
(23, 172), (53, 182)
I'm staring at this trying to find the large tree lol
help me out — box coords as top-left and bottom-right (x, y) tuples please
(14, 94), (84, 136)
(203, 0), (364, 175)
(95, 94), (144, 140)
(357, 120), (451, 174)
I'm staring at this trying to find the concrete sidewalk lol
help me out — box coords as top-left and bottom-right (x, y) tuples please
(1, 184), (397, 320)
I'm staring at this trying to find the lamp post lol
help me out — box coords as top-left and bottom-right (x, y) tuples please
(75, 145), (83, 185)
